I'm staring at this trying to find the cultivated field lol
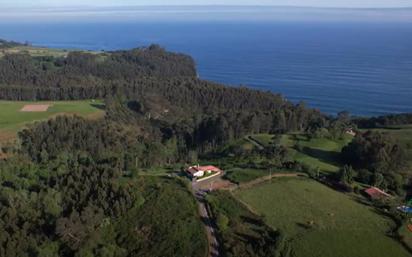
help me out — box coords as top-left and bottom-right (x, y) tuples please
(236, 177), (410, 257)
(0, 100), (104, 142)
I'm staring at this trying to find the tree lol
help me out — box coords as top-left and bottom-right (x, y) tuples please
(341, 131), (406, 193)
(339, 165), (355, 185)
(372, 173), (384, 188)
(217, 213), (229, 233)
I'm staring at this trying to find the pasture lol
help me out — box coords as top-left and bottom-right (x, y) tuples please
(236, 177), (410, 257)
(224, 168), (272, 184)
(278, 133), (352, 174)
(0, 100), (104, 142)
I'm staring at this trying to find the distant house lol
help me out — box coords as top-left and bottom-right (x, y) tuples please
(345, 128), (356, 136)
(364, 187), (392, 200)
(186, 165), (221, 179)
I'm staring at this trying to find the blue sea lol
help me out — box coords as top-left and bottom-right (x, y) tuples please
(0, 21), (411, 116)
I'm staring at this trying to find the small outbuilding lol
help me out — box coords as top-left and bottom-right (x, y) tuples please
(364, 187), (392, 200)
(345, 128), (356, 136)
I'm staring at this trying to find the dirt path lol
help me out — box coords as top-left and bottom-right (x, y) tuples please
(245, 135), (265, 150)
(235, 172), (307, 190)
(194, 191), (220, 257)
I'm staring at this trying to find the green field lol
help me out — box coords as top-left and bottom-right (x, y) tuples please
(0, 45), (99, 58)
(236, 178), (410, 257)
(279, 134), (352, 173)
(225, 167), (272, 184)
(0, 100), (104, 141)
(249, 134), (275, 147)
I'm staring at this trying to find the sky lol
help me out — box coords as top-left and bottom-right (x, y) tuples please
(0, 1), (411, 22)
(2, 0), (412, 8)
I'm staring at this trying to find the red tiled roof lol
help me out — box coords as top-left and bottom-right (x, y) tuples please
(198, 165), (221, 172)
(186, 165), (221, 175)
(364, 187), (391, 199)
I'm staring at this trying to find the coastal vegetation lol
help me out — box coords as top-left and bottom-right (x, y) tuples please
(0, 157), (206, 257)
(0, 41), (411, 257)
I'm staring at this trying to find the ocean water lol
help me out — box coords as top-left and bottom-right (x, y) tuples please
(0, 21), (411, 116)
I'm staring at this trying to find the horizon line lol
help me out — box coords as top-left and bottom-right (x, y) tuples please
(3, 5), (412, 10)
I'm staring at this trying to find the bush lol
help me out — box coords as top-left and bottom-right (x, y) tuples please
(217, 213), (229, 232)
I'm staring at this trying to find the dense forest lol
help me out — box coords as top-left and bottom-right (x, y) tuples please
(341, 131), (407, 194)
(0, 44), (328, 162)
(0, 44), (195, 99)
(354, 113), (412, 128)
(0, 157), (207, 257)
(0, 39), (23, 49)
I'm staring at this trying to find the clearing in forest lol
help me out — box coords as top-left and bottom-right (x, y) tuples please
(278, 133), (352, 174)
(0, 100), (104, 143)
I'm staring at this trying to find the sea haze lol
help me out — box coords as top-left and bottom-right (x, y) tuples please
(0, 9), (411, 116)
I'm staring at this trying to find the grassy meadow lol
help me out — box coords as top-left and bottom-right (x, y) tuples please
(235, 177), (410, 257)
(0, 100), (104, 142)
(248, 133), (274, 147)
(0, 45), (99, 58)
(278, 133), (352, 174)
(225, 168), (272, 184)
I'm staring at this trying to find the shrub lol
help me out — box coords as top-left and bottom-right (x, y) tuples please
(217, 213), (230, 232)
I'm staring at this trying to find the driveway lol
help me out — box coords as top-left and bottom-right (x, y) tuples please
(195, 192), (220, 257)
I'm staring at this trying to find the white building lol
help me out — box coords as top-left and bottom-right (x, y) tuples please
(186, 165), (221, 178)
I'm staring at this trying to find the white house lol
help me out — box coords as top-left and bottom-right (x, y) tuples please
(186, 165), (221, 178)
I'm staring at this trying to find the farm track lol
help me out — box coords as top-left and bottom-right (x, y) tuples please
(245, 135), (265, 150)
(194, 192), (221, 257)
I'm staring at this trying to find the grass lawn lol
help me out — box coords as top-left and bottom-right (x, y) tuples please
(224, 167), (292, 184)
(0, 100), (104, 142)
(225, 168), (272, 184)
(236, 177), (410, 257)
(280, 133), (353, 174)
(399, 223), (412, 250)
